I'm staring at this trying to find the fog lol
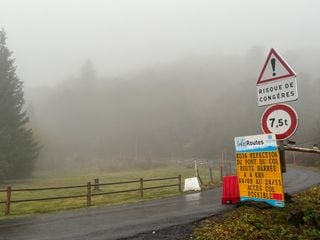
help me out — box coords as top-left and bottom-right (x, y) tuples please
(1, 0), (320, 173)
(2, 0), (320, 89)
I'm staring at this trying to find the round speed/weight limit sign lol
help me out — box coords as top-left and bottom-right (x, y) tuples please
(261, 104), (298, 140)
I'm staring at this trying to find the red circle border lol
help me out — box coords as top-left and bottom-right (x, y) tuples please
(261, 104), (298, 140)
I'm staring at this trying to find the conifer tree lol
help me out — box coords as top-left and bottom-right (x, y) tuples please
(0, 29), (40, 181)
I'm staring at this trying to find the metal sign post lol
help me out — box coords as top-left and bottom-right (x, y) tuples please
(278, 141), (286, 173)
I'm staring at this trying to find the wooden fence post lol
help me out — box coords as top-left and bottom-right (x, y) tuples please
(5, 186), (11, 216)
(87, 182), (91, 207)
(178, 175), (182, 192)
(140, 178), (144, 198)
(279, 141), (286, 173)
(209, 168), (213, 183)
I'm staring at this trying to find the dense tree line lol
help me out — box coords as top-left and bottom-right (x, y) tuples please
(1, 30), (318, 177)
(31, 47), (320, 171)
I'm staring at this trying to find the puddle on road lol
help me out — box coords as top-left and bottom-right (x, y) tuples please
(184, 192), (201, 205)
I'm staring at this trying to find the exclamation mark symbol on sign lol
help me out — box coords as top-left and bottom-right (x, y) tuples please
(271, 58), (276, 76)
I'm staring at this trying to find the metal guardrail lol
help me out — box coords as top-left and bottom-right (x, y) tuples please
(283, 145), (320, 154)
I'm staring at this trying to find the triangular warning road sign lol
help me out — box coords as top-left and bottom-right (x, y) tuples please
(257, 48), (296, 84)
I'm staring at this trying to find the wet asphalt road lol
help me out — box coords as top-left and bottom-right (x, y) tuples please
(0, 166), (319, 240)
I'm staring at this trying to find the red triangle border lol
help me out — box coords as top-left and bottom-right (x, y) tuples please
(257, 48), (296, 85)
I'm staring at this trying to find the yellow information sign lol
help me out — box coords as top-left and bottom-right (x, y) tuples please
(235, 134), (284, 207)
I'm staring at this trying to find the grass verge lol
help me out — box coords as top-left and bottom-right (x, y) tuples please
(0, 164), (219, 218)
(191, 184), (320, 240)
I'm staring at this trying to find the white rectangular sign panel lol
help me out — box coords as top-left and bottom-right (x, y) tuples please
(234, 134), (277, 153)
(257, 77), (298, 107)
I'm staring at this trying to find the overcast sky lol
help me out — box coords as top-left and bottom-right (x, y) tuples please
(0, 0), (319, 89)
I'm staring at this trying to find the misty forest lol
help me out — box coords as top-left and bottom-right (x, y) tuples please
(0, 28), (320, 181)
(1, 1), (320, 239)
